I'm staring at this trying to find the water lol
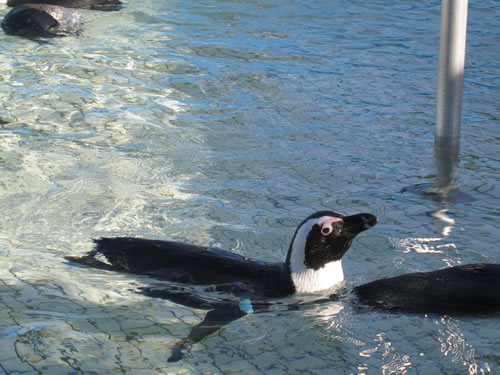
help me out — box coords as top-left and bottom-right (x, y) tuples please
(0, 0), (499, 373)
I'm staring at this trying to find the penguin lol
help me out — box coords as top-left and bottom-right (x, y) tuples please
(68, 211), (377, 298)
(67, 210), (378, 361)
(354, 263), (500, 313)
(2, 0), (122, 38)
(6, 0), (122, 11)
(1, 4), (81, 37)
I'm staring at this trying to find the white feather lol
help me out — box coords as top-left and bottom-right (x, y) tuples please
(289, 216), (345, 293)
(94, 253), (113, 266)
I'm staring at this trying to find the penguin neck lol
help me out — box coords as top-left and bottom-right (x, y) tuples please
(288, 260), (344, 294)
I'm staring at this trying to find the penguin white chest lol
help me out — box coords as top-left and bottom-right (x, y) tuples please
(291, 260), (344, 293)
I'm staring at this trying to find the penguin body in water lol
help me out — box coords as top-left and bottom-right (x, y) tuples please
(2, 4), (81, 37)
(68, 211), (377, 360)
(353, 263), (500, 313)
(2, 0), (122, 38)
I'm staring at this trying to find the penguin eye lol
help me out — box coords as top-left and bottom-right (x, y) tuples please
(321, 226), (333, 236)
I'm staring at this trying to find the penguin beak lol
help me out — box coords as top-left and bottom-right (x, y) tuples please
(341, 213), (378, 237)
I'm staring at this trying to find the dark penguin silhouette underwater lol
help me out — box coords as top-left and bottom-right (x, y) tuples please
(66, 210), (500, 361)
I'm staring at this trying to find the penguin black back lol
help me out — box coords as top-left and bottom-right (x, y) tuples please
(354, 263), (500, 314)
(71, 237), (294, 298)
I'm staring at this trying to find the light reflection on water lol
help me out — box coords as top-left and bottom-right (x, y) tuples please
(1, 0), (499, 373)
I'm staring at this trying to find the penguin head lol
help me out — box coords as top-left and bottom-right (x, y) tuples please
(285, 210), (377, 294)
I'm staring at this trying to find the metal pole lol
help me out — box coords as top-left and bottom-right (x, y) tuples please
(435, 0), (468, 152)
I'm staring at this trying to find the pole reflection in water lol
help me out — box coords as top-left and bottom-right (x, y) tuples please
(429, 136), (459, 202)
(430, 138), (459, 236)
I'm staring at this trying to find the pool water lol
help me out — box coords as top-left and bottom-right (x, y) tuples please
(0, 0), (498, 374)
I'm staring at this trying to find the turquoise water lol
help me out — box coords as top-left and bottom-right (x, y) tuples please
(0, 0), (499, 373)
